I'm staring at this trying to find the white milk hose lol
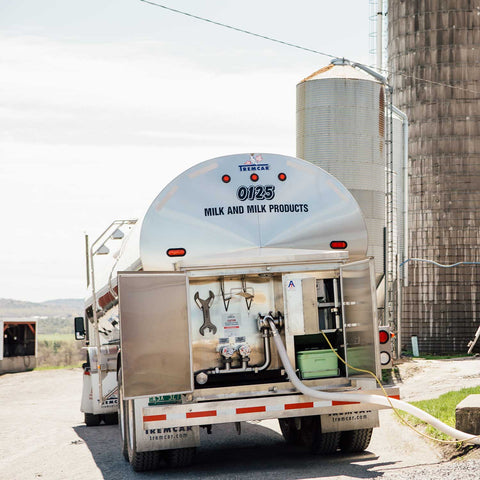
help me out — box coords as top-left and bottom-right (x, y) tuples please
(267, 319), (480, 445)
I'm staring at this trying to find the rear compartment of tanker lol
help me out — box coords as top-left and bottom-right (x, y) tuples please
(114, 154), (398, 471)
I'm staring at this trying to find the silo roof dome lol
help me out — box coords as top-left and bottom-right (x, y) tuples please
(300, 63), (379, 83)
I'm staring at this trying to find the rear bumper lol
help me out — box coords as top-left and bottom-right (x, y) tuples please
(142, 387), (400, 429)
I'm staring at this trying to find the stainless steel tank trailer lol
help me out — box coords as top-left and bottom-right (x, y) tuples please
(74, 153), (478, 472)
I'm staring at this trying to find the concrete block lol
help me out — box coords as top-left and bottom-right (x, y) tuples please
(456, 394), (480, 435)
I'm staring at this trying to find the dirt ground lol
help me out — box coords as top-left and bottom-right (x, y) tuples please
(393, 355), (480, 402)
(1, 357), (480, 479)
(393, 355), (480, 462)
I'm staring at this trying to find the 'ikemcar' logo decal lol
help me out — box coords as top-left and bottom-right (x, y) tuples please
(145, 426), (193, 434)
(145, 426), (194, 441)
(239, 153), (270, 172)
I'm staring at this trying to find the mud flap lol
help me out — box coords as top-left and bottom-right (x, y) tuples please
(136, 400), (200, 452)
(320, 409), (379, 433)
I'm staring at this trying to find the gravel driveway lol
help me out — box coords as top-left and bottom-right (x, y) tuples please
(1, 358), (480, 479)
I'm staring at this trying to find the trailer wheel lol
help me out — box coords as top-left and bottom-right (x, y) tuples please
(84, 413), (101, 427)
(164, 447), (196, 468)
(278, 418), (302, 445)
(311, 430), (341, 455)
(103, 413), (119, 425)
(339, 428), (373, 453)
(126, 399), (160, 471)
(300, 416), (340, 455)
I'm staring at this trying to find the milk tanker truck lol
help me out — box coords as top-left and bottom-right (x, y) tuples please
(74, 153), (400, 471)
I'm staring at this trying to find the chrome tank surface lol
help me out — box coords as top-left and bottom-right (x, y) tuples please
(140, 153), (367, 271)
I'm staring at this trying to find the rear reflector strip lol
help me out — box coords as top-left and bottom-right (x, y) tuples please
(236, 406), (266, 414)
(143, 395), (399, 425)
(143, 414), (167, 422)
(186, 410), (217, 419)
(285, 401), (314, 410)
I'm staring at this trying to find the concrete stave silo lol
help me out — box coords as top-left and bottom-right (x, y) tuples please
(388, 0), (480, 354)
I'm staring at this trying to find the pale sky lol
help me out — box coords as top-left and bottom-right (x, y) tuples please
(0, 0), (372, 302)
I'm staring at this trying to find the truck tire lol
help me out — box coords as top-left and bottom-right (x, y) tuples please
(278, 418), (302, 445)
(300, 416), (340, 455)
(84, 413), (101, 427)
(311, 430), (341, 455)
(103, 413), (119, 425)
(164, 447), (196, 468)
(339, 428), (373, 453)
(126, 399), (160, 471)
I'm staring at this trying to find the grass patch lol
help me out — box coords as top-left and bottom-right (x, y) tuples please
(36, 335), (85, 368)
(402, 352), (475, 360)
(397, 386), (480, 442)
(419, 354), (475, 360)
(34, 363), (83, 371)
(37, 333), (74, 342)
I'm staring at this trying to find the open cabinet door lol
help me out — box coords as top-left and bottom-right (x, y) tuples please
(118, 272), (193, 398)
(340, 259), (380, 378)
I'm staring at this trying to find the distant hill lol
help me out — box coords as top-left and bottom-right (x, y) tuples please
(0, 298), (84, 318)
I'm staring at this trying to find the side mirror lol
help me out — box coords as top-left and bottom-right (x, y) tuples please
(74, 317), (86, 340)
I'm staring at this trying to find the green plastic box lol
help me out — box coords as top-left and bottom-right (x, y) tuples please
(296, 349), (339, 379)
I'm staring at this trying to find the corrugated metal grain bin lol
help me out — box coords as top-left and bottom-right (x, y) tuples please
(296, 61), (385, 279)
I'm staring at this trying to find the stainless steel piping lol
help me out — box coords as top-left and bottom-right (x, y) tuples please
(203, 334), (271, 376)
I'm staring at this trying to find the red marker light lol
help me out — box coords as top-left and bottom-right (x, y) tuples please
(167, 248), (186, 257)
(278, 173), (287, 181)
(222, 175), (231, 183)
(330, 241), (348, 249)
(250, 173), (259, 182)
(379, 330), (389, 344)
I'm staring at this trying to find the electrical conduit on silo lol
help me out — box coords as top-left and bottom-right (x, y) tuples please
(266, 317), (480, 445)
